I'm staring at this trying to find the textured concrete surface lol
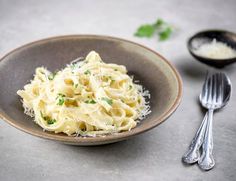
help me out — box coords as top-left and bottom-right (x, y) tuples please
(0, 0), (236, 180)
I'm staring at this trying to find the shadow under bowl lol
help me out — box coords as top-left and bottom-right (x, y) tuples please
(187, 30), (236, 68)
(0, 35), (182, 145)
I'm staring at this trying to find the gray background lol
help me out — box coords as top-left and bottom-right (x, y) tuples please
(0, 0), (236, 180)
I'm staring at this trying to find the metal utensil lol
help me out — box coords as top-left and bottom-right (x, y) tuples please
(182, 72), (232, 171)
(182, 74), (211, 164)
(198, 73), (231, 170)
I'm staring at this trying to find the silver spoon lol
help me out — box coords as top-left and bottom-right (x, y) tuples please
(182, 73), (231, 170)
(198, 72), (231, 170)
(182, 74), (211, 164)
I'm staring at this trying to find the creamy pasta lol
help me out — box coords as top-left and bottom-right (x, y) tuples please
(17, 51), (151, 136)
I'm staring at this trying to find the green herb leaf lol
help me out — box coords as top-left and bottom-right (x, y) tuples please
(114, 69), (118, 71)
(48, 72), (57, 80)
(47, 119), (56, 125)
(111, 79), (115, 84)
(40, 111), (56, 125)
(84, 70), (91, 75)
(134, 18), (173, 41)
(58, 93), (65, 97)
(129, 85), (132, 90)
(159, 27), (172, 41)
(70, 65), (75, 70)
(89, 99), (96, 104)
(134, 24), (155, 38)
(154, 18), (164, 28)
(74, 84), (78, 88)
(57, 93), (66, 105)
(85, 99), (96, 104)
(101, 97), (113, 105)
(58, 98), (64, 105)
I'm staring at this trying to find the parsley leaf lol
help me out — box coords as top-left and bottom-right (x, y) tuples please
(134, 18), (173, 41)
(74, 83), (78, 88)
(84, 70), (91, 75)
(85, 99), (96, 104)
(47, 119), (56, 125)
(154, 18), (164, 28)
(159, 27), (172, 41)
(101, 97), (113, 105)
(111, 79), (115, 84)
(40, 111), (56, 125)
(48, 72), (57, 80)
(57, 93), (66, 105)
(134, 24), (155, 38)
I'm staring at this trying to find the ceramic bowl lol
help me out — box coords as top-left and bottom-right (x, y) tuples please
(0, 35), (182, 145)
(187, 30), (236, 68)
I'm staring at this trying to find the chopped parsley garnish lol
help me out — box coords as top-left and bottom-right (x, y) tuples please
(48, 72), (57, 80)
(74, 83), (78, 88)
(84, 70), (91, 75)
(70, 63), (78, 70)
(114, 69), (118, 71)
(134, 18), (173, 41)
(101, 97), (113, 105)
(85, 99), (96, 104)
(58, 98), (64, 105)
(56, 93), (66, 105)
(40, 111), (56, 125)
(111, 79), (115, 84)
(129, 85), (132, 90)
(47, 119), (56, 125)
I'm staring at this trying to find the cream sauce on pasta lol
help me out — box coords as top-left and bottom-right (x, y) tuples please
(17, 51), (151, 136)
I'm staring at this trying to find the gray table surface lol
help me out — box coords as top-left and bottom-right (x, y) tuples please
(0, 0), (236, 180)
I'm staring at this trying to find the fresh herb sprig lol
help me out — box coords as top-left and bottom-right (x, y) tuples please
(134, 18), (173, 41)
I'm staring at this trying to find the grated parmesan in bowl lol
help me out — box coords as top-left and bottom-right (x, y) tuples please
(193, 39), (236, 59)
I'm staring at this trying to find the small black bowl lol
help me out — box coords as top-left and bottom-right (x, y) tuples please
(187, 30), (236, 68)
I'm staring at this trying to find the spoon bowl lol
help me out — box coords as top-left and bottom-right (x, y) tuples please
(199, 72), (232, 110)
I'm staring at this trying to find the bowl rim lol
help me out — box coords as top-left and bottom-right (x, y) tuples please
(187, 29), (236, 62)
(0, 34), (183, 144)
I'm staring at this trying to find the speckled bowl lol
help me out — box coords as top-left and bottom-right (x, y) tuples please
(0, 35), (182, 145)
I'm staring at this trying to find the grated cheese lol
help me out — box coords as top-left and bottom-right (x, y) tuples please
(194, 39), (236, 59)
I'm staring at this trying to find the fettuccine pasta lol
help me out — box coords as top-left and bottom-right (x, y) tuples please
(17, 51), (151, 136)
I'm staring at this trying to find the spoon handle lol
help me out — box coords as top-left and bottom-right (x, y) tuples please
(198, 109), (215, 170)
(182, 112), (208, 164)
